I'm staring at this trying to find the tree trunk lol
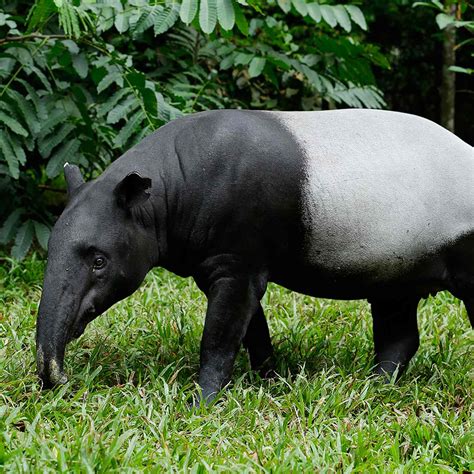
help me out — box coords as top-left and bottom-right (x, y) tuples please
(440, 3), (457, 132)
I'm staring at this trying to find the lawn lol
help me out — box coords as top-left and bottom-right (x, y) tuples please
(0, 254), (472, 472)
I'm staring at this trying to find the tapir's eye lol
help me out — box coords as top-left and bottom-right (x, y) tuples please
(93, 256), (106, 270)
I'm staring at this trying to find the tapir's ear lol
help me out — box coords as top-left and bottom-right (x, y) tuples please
(64, 163), (85, 198)
(114, 172), (152, 210)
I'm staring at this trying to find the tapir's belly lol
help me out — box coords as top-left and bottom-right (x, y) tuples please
(272, 110), (474, 296)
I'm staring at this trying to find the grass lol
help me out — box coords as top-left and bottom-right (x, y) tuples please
(0, 253), (472, 472)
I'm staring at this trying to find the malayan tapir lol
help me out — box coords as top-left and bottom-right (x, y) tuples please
(36, 109), (474, 402)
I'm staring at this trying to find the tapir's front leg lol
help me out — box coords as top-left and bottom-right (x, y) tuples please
(196, 263), (267, 403)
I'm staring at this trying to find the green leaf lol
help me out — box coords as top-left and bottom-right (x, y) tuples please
(301, 64), (323, 90)
(277, 0), (291, 13)
(107, 97), (139, 124)
(98, 89), (130, 117)
(115, 12), (130, 33)
(125, 71), (146, 90)
(0, 130), (19, 179)
(114, 110), (144, 148)
(62, 39), (79, 55)
(217, 0), (235, 30)
(180, 0), (198, 24)
(39, 123), (75, 158)
(72, 53), (88, 79)
(248, 57), (266, 78)
(234, 2), (248, 35)
(58, 3), (81, 38)
(413, 0), (444, 9)
(292, 0), (307, 16)
(154, 4), (180, 35)
(436, 13), (454, 30)
(307, 3), (321, 22)
(320, 5), (337, 28)
(17, 79), (46, 120)
(449, 65), (473, 74)
(27, 0), (57, 32)
(46, 138), (80, 178)
(5, 88), (40, 135)
(345, 5), (367, 31)
(334, 5), (351, 32)
(234, 52), (253, 65)
(199, 0), (218, 34)
(140, 87), (158, 118)
(220, 52), (237, 70)
(34, 221), (51, 250)
(0, 111), (28, 137)
(7, 133), (26, 166)
(132, 6), (161, 36)
(0, 208), (23, 244)
(97, 70), (124, 94)
(12, 220), (35, 261)
(25, 64), (52, 92)
(38, 109), (69, 139)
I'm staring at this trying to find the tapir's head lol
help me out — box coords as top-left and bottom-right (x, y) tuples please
(36, 164), (158, 388)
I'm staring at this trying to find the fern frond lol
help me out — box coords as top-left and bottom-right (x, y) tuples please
(132, 5), (162, 37)
(0, 111), (28, 137)
(45, 138), (80, 178)
(6, 89), (40, 136)
(107, 96), (139, 124)
(0, 130), (20, 179)
(7, 133), (26, 166)
(38, 109), (70, 139)
(113, 110), (145, 148)
(38, 123), (75, 158)
(97, 89), (130, 117)
(154, 3), (180, 35)
(17, 79), (47, 120)
(27, 0), (57, 33)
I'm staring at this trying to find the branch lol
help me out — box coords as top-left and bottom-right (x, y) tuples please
(0, 34), (68, 46)
(38, 184), (66, 193)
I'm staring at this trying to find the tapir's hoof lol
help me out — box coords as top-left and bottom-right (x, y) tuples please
(188, 390), (218, 409)
(255, 357), (277, 379)
(373, 361), (402, 383)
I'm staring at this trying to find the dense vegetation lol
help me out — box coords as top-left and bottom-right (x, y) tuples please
(1, 0), (472, 258)
(0, 255), (472, 470)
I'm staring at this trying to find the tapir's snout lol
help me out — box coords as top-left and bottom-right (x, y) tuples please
(36, 344), (68, 388)
(35, 267), (80, 389)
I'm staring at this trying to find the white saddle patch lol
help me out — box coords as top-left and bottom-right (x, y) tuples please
(274, 110), (474, 277)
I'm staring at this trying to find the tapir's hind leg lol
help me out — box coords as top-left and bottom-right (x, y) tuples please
(242, 304), (274, 376)
(370, 297), (420, 379)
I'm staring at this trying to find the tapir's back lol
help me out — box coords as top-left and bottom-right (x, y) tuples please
(262, 110), (474, 280)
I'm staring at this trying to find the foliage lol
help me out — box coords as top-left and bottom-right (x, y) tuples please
(414, 0), (474, 74)
(0, 0), (388, 259)
(0, 256), (473, 470)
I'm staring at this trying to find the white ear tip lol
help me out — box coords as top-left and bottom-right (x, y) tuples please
(64, 162), (70, 168)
